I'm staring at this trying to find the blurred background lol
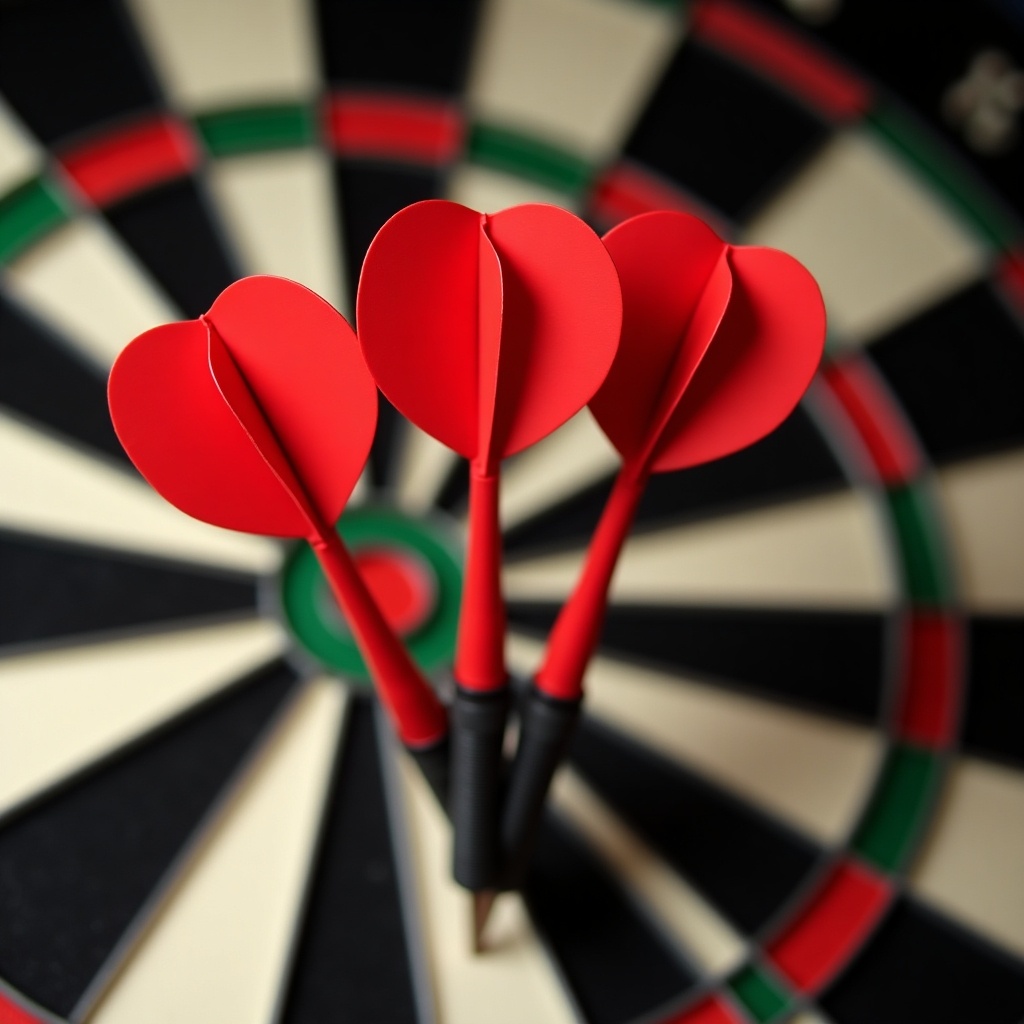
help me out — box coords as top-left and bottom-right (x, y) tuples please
(0, 1), (1021, 1023)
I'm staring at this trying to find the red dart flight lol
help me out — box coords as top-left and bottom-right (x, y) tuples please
(108, 275), (448, 754)
(540, 209), (827, 700)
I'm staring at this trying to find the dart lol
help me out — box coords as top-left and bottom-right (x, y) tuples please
(500, 210), (827, 892)
(357, 200), (621, 932)
(107, 275), (451, 800)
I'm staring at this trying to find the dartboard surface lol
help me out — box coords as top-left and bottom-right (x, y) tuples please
(0, 1), (1022, 1022)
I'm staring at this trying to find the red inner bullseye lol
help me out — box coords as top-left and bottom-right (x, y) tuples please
(352, 546), (436, 636)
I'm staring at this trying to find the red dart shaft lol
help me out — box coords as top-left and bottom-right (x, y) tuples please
(454, 464), (507, 691)
(535, 462), (649, 701)
(311, 527), (448, 748)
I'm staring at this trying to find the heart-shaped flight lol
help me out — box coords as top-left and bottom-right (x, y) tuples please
(537, 210), (826, 701)
(358, 200), (622, 901)
(108, 275), (448, 753)
(499, 211), (826, 895)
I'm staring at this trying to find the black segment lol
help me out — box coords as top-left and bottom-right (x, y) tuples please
(0, 660), (298, 1018)
(963, 615), (1024, 767)
(0, 0), (158, 145)
(569, 715), (821, 934)
(868, 282), (1024, 463)
(0, 531), (258, 650)
(821, 897), (1024, 1024)
(280, 697), (420, 1024)
(501, 687), (581, 889)
(525, 814), (697, 1024)
(435, 456), (470, 513)
(369, 394), (404, 490)
(624, 40), (829, 220)
(316, 0), (479, 93)
(505, 405), (845, 556)
(106, 179), (238, 317)
(0, 295), (124, 460)
(508, 604), (887, 723)
(747, 0), (1024, 224)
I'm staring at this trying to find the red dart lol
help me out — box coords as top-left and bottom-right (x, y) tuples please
(538, 210), (826, 700)
(499, 211), (826, 892)
(357, 201), (621, 913)
(107, 275), (448, 764)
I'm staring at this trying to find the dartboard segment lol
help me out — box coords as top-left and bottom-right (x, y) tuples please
(274, 697), (424, 1023)
(0, 0), (241, 317)
(745, 129), (990, 348)
(87, 679), (345, 1024)
(509, 603), (887, 724)
(0, 660), (300, 1021)
(525, 813), (700, 1024)
(0, 531), (258, 652)
(464, 0), (682, 166)
(547, 768), (748, 979)
(0, 620), (286, 819)
(0, 293), (123, 461)
(503, 403), (847, 556)
(2, 213), (178, 370)
(125, 0), (346, 310)
(504, 487), (897, 610)
(749, 0), (1024, 227)
(962, 614), (1024, 766)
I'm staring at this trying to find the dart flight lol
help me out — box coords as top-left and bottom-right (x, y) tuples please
(108, 276), (450, 787)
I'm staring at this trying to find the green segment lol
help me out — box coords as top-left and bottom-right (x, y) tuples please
(467, 122), (594, 196)
(728, 964), (790, 1022)
(886, 485), (952, 605)
(280, 506), (462, 683)
(868, 103), (1014, 249)
(853, 745), (940, 872)
(195, 103), (316, 156)
(0, 177), (70, 264)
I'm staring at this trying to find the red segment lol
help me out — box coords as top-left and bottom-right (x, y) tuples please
(996, 249), (1024, 315)
(590, 162), (729, 236)
(691, 0), (871, 121)
(896, 612), (962, 747)
(58, 115), (197, 206)
(0, 993), (43, 1024)
(659, 996), (744, 1024)
(325, 92), (463, 164)
(768, 859), (891, 992)
(823, 358), (922, 484)
(353, 547), (436, 636)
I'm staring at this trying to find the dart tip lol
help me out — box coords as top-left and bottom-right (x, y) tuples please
(472, 890), (499, 954)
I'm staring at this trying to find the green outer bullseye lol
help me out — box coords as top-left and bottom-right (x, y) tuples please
(279, 506), (462, 685)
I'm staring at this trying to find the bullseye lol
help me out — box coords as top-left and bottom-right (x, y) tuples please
(277, 506), (463, 685)
(351, 546), (436, 637)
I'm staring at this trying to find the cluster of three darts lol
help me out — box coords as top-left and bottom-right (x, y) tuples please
(108, 201), (826, 950)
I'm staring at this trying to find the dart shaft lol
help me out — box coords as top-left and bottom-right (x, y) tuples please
(535, 464), (648, 700)
(501, 684), (581, 889)
(454, 466), (507, 691)
(451, 685), (510, 890)
(312, 529), (448, 748)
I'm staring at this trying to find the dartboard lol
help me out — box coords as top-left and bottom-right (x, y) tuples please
(0, 1), (1022, 1022)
